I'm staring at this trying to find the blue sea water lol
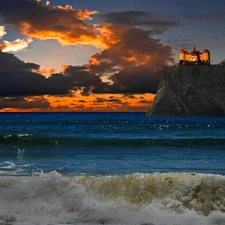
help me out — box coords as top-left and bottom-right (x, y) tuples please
(0, 112), (225, 225)
(0, 112), (225, 176)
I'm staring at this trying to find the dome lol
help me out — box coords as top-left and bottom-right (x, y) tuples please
(180, 49), (185, 53)
(203, 49), (209, 53)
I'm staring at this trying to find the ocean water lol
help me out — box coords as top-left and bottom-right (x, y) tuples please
(0, 112), (225, 225)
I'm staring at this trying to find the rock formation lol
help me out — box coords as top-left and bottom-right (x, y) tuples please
(146, 64), (225, 117)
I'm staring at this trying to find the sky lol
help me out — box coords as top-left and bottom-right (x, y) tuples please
(0, 0), (225, 112)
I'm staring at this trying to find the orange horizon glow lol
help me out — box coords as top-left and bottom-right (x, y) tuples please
(0, 94), (155, 112)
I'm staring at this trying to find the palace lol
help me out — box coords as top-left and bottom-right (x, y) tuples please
(179, 46), (210, 64)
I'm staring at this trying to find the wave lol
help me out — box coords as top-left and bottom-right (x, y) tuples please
(1, 133), (225, 149)
(75, 172), (225, 216)
(0, 172), (225, 225)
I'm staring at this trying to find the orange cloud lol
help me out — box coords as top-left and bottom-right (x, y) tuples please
(94, 24), (120, 49)
(61, 65), (70, 72)
(89, 24), (174, 71)
(22, 27), (104, 48)
(38, 67), (56, 76)
(0, 38), (33, 52)
(0, 1), (105, 48)
(0, 1), (120, 50)
(0, 26), (7, 39)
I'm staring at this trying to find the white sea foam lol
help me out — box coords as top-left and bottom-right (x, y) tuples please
(3, 134), (31, 139)
(0, 171), (224, 225)
(0, 161), (15, 169)
(0, 161), (32, 175)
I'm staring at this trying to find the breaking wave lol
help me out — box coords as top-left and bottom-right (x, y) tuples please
(1, 133), (225, 150)
(0, 171), (225, 225)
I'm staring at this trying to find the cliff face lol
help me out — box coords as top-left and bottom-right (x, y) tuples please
(146, 64), (225, 116)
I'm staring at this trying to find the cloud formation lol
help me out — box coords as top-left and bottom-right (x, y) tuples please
(0, 26), (7, 38)
(0, 96), (50, 109)
(101, 11), (180, 32)
(0, 0), (104, 47)
(0, 51), (72, 96)
(0, 51), (106, 97)
(0, 26), (33, 52)
(84, 11), (176, 94)
(62, 24), (172, 95)
(0, 38), (33, 52)
(87, 23), (174, 94)
(0, 1), (176, 100)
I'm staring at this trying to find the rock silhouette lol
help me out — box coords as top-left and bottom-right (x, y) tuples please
(146, 63), (225, 117)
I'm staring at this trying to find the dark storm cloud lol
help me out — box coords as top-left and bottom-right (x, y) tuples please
(0, 27), (173, 97)
(63, 65), (162, 95)
(0, 51), (72, 96)
(109, 68), (162, 94)
(138, 99), (153, 104)
(0, 51), (112, 97)
(77, 100), (87, 103)
(0, 50), (39, 72)
(62, 65), (109, 95)
(93, 97), (121, 103)
(63, 20), (175, 95)
(61, 23), (174, 95)
(124, 95), (136, 99)
(87, 25), (174, 94)
(0, 97), (50, 109)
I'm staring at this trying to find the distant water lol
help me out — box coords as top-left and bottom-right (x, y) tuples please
(0, 112), (225, 225)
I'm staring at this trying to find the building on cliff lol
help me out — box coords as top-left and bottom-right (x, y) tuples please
(179, 46), (210, 64)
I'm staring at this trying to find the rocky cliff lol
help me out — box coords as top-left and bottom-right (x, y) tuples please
(146, 63), (225, 116)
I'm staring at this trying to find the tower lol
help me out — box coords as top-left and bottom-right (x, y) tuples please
(202, 49), (210, 63)
(179, 49), (185, 61)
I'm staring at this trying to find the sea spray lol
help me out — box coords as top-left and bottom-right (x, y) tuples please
(0, 172), (225, 224)
(75, 172), (225, 215)
(0, 171), (85, 224)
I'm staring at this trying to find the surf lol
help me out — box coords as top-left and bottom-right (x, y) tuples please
(0, 171), (224, 225)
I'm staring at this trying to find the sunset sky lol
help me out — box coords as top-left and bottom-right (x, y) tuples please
(0, 0), (225, 112)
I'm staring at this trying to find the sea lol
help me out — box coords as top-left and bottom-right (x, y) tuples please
(0, 112), (224, 225)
